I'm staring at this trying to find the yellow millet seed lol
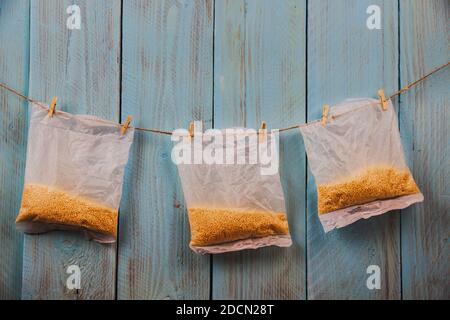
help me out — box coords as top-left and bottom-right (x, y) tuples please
(317, 165), (420, 214)
(188, 208), (289, 246)
(16, 183), (118, 237)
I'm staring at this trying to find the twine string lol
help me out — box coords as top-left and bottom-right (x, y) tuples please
(1, 61), (448, 135)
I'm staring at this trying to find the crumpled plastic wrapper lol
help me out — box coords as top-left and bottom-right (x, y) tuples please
(174, 129), (292, 254)
(15, 104), (134, 243)
(300, 98), (423, 232)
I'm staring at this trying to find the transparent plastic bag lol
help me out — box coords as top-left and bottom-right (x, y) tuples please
(15, 104), (134, 243)
(174, 128), (292, 254)
(300, 98), (423, 232)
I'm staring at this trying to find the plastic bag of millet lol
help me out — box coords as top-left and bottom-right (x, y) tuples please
(173, 126), (292, 254)
(299, 98), (423, 232)
(15, 104), (134, 243)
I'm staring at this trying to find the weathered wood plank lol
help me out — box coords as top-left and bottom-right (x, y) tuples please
(21, 0), (121, 299)
(400, 0), (450, 300)
(117, 0), (213, 299)
(0, 0), (29, 299)
(307, 0), (400, 299)
(213, 0), (306, 299)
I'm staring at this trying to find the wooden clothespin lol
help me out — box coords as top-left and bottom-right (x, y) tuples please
(188, 121), (194, 138)
(120, 115), (133, 135)
(259, 120), (267, 141)
(378, 89), (388, 111)
(260, 121), (267, 130)
(48, 96), (58, 117)
(321, 104), (330, 125)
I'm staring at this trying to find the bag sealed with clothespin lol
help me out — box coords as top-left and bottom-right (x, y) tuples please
(15, 103), (134, 243)
(299, 98), (423, 232)
(173, 123), (292, 254)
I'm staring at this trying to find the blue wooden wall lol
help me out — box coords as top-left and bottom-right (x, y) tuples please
(0, 0), (448, 300)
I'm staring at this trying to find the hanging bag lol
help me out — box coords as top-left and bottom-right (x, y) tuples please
(174, 128), (292, 254)
(15, 104), (134, 243)
(300, 98), (423, 232)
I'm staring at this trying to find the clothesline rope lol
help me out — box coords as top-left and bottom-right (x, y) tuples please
(0, 61), (448, 135)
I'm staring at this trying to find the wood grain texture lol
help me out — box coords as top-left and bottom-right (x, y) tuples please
(399, 0), (450, 300)
(212, 0), (306, 299)
(0, 0), (447, 301)
(21, 0), (121, 299)
(117, 0), (213, 299)
(307, 0), (400, 299)
(0, 0), (29, 299)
